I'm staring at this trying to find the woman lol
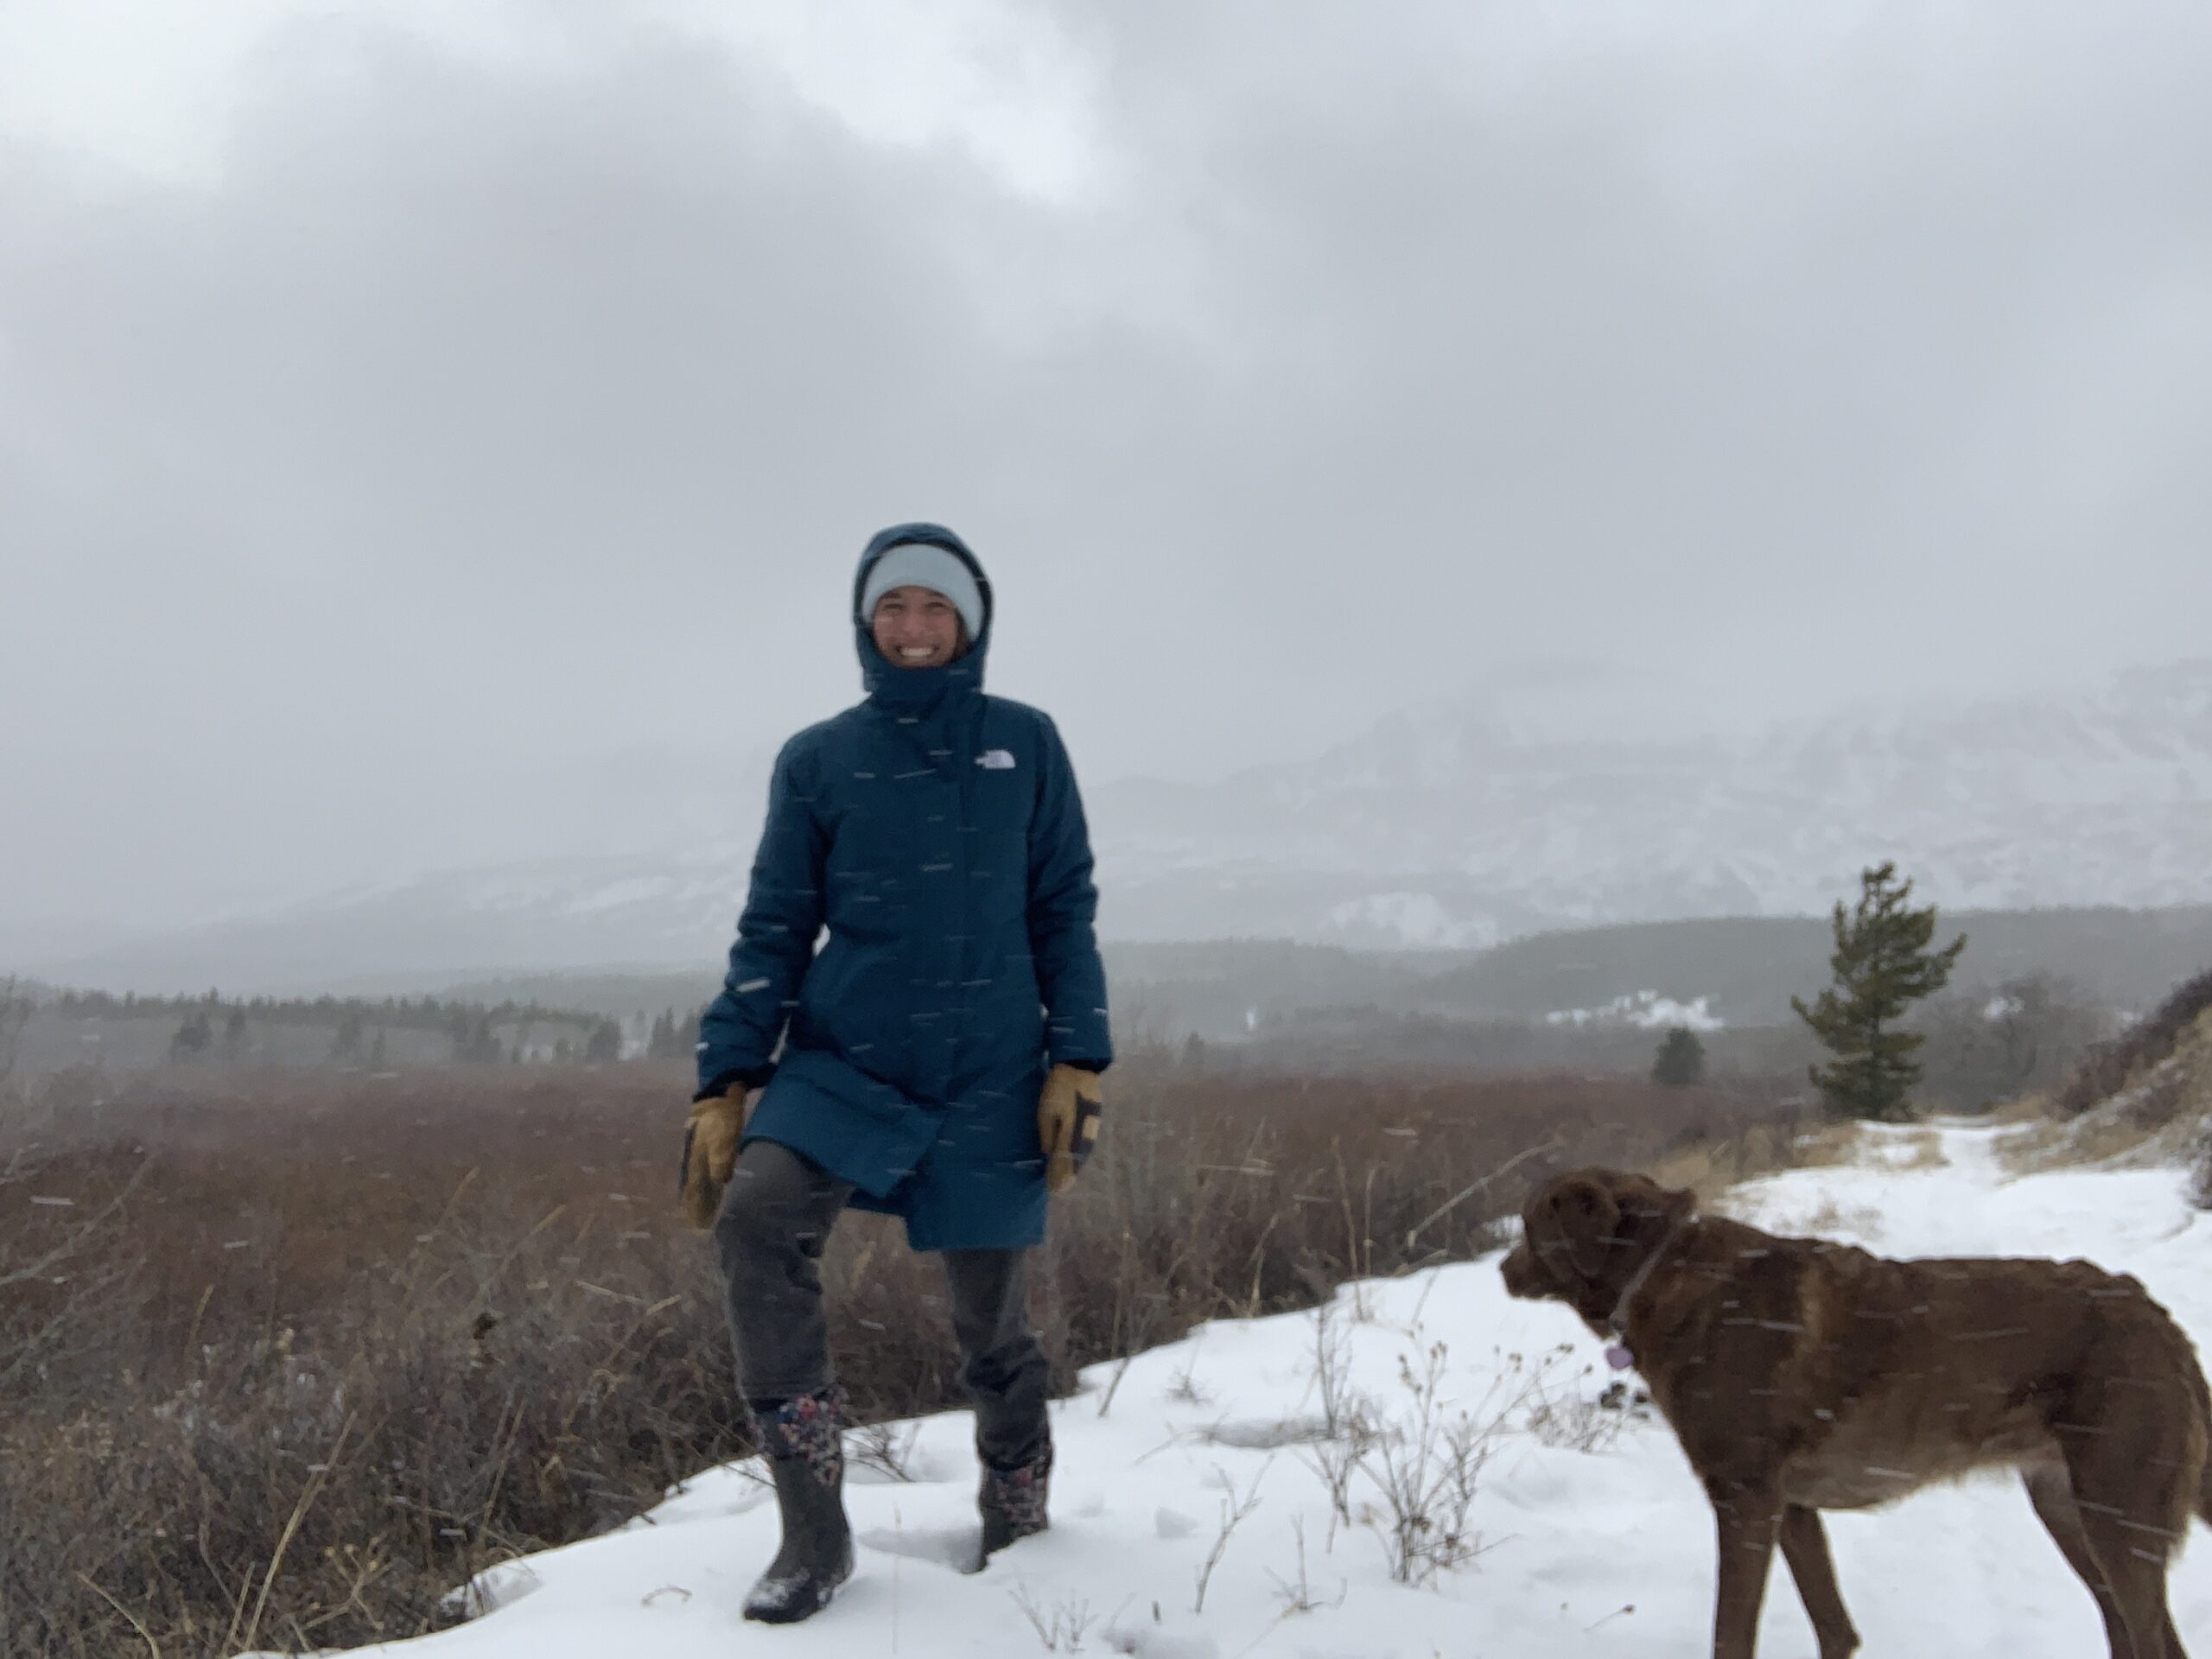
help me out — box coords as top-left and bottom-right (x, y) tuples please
(680, 523), (1111, 1623)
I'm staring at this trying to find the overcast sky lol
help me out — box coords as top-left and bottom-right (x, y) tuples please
(3, 0), (2209, 938)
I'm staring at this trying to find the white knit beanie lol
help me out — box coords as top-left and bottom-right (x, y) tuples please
(857, 543), (986, 642)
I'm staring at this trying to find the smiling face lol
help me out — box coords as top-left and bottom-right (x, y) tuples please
(870, 584), (966, 669)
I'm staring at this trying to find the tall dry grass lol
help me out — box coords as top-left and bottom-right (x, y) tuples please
(0, 1061), (1810, 1655)
(2053, 966), (2212, 1118)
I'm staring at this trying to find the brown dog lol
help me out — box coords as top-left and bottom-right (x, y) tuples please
(1500, 1166), (2212, 1659)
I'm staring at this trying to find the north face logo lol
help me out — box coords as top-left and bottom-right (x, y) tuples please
(976, 749), (1017, 770)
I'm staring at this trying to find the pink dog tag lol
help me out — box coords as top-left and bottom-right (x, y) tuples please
(1605, 1343), (1635, 1371)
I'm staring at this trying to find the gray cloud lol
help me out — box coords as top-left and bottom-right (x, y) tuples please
(3, 2), (2209, 938)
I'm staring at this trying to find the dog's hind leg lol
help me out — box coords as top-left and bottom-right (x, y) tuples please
(2047, 1452), (2189, 1659)
(1707, 1478), (1783, 1659)
(2025, 1464), (2147, 1656)
(2074, 1507), (2185, 1659)
(1777, 1506), (1859, 1659)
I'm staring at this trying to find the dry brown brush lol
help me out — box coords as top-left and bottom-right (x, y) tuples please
(2053, 966), (2212, 1118)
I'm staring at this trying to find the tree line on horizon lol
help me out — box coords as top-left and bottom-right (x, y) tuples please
(3, 876), (2167, 1114)
(14, 987), (626, 1069)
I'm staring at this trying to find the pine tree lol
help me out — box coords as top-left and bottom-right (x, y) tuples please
(1650, 1026), (1706, 1088)
(0, 977), (32, 1079)
(1791, 861), (1967, 1122)
(456, 1011), (503, 1065)
(331, 1009), (365, 1064)
(646, 1007), (706, 1062)
(169, 1011), (213, 1062)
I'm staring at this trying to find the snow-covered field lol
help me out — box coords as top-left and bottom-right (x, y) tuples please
(270, 1121), (2212, 1657)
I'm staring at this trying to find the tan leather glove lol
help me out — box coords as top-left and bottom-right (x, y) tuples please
(1036, 1064), (1103, 1194)
(680, 1084), (748, 1230)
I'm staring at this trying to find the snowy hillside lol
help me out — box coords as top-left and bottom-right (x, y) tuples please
(262, 1122), (2212, 1658)
(1096, 659), (2212, 945)
(35, 661), (2212, 987)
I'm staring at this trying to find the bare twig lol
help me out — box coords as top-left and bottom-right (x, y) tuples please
(76, 1573), (161, 1658)
(845, 1418), (922, 1482)
(1192, 1460), (1270, 1614)
(1401, 1138), (1557, 1249)
(237, 1411), (355, 1653)
(1011, 1582), (1096, 1652)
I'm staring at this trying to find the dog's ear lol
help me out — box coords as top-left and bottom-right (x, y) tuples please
(1537, 1175), (1624, 1284)
(1620, 1174), (1696, 1235)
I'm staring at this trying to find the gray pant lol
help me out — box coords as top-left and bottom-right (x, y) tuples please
(714, 1137), (1051, 1472)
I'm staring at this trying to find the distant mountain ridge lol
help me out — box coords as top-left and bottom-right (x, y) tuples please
(1094, 659), (2212, 945)
(23, 662), (2212, 991)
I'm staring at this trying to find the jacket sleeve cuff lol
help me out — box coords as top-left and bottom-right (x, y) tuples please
(695, 1064), (774, 1101)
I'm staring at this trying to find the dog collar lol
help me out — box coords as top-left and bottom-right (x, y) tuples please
(1603, 1211), (1694, 1367)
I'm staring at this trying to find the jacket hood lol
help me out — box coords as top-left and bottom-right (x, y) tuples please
(852, 523), (993, 711)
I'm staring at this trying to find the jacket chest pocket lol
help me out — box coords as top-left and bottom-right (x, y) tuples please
(829, 772), (968, 896)
(958, 762), (1033, 889)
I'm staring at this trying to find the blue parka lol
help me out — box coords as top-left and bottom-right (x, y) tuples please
(696, 524), (1113, 1250)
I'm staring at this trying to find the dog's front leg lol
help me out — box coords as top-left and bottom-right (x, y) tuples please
(1707, 1478), (1783, 1659)
(1778, 1506), (1859, 1659)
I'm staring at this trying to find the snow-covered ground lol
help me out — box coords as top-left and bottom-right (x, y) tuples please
(270, 1120), (2212, 1657)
